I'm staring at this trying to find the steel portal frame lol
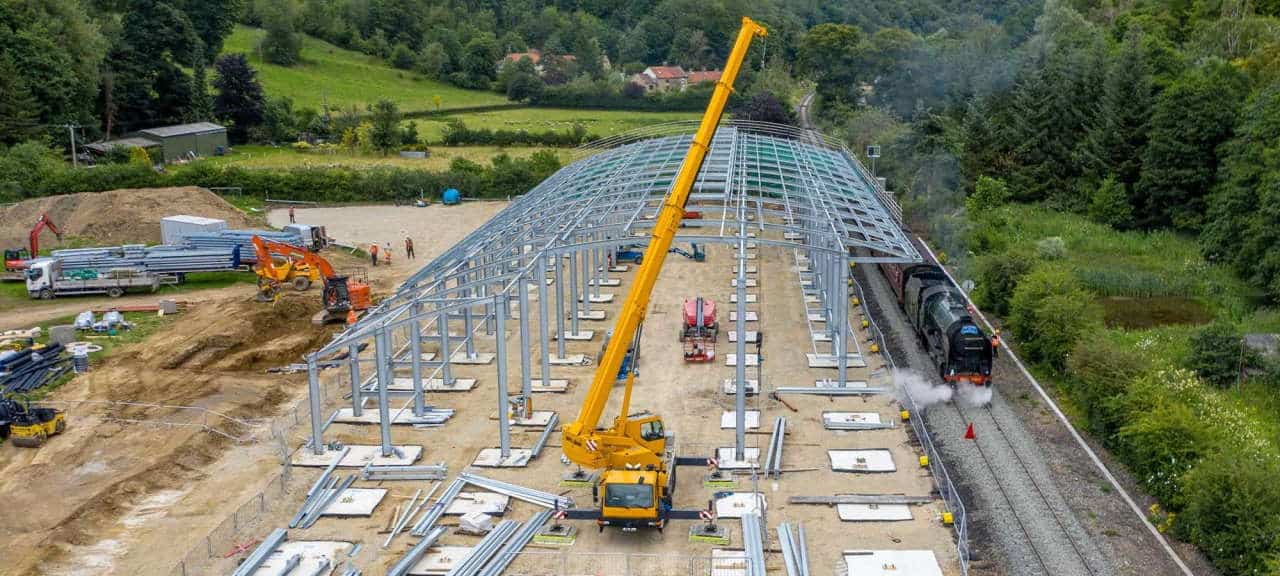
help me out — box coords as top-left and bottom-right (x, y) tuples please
(302, 120), (919, 457)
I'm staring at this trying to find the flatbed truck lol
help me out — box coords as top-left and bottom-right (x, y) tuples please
(24, 259), (178, 299)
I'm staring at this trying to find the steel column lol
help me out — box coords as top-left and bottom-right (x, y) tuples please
(375, 327), (394, 456)
(495, 294), (511, 456)
(537, 255), (552, 386)
(569, 252), (580, 335)
(410, 307), (425, 416)
(518, 270), (533, 418)
(837, 252), (849, 386)
(307, 357), (324, 455)
(554, 255), (567, 357)
(734, 233), (748, 459)
(438, 312), (453, 385)
(348, 343), (362, 417)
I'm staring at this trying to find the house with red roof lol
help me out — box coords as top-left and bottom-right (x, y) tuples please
(629, 66), (723, 93)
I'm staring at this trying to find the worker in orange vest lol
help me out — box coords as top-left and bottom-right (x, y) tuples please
(383, 241), (392, 265)
(991, 329), (1001, 358)
(369, 243), (379, 267)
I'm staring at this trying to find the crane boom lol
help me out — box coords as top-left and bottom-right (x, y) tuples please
(562, 17), (767, 471)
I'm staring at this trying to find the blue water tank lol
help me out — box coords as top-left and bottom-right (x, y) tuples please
(442, 188), (461, 205)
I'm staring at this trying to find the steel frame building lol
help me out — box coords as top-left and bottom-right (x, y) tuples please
(301, 120), (919, 462)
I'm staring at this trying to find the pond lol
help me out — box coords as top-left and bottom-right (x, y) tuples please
(1099, 296), (1214, 330)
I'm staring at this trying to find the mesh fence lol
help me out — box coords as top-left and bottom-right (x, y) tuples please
(166, 369), (345, 576)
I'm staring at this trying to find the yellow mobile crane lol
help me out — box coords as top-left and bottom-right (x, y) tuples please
(560, 17), (767, 531)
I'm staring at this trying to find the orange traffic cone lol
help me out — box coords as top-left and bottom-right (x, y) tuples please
(963, 422), (975, 440)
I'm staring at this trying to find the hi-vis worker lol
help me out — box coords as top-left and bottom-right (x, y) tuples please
(369, 243), (379, 267)
(991, 329), (1001, 358)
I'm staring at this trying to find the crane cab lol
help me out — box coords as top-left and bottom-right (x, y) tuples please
(597, 469), (669, 531)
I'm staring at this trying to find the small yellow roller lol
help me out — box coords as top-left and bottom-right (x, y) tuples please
(851, 296), (860, 306)
(942, 511), (954, 525)
(870, 342), (880, 353)
(918, 455), (929, 467)
(900, 410), (910, 421)
(861, 319), (870, 328)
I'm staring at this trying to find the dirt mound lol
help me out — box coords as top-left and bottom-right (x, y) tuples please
(0, 187), (251, 250)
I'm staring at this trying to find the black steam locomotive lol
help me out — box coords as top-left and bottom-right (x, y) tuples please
(879, 242), (994, 387)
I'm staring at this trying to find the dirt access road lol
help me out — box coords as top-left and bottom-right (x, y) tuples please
(0, 201), (506, 576)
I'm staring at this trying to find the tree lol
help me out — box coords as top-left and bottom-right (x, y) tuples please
(389, 43), (415, 70)
(0, 56), (39, 145)
(105, 0), (203, 133)
(1082, 28), (1153, 202)
(176, 0), (245, 63)
(259, 0), (302, 66)
(1187, 322), (1259, 388)
(368, 99), (401, 155)
(974, 249), (1037, 315)
(1007, 265), (1103, 369)
(797, 23), (864, 103)
(733, 92), (794, 125)
(415, 42), (449, 78)
(0, 0), (107, 136)
(505, 65), (545, 102)
(401, 121), (419, 145)
(459, 34), (500, 89)
(1135, 61), (1248, 230)
(213, 53), (266, 143)
(256, 96), (297, 143)
(187, 63), (215, 122)
(966, 176), (1011, 215)
(1177, 451), (1280, 575)
(1087, 176), (1133, 228)
(572, 35), (605, 79)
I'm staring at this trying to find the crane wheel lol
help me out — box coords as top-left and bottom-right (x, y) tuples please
(293, 276), (312, 291)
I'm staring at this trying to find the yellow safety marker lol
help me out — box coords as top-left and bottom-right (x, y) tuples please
(900, 410), (911, 421)
(942, 512), (954, 525)
(919, 455), (929, 467)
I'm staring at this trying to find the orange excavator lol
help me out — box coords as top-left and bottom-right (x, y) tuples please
(4, 213), (61, 272)
(251, 235), (371, 323)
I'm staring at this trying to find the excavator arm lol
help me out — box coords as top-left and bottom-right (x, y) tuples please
(561, 17), (767, 472)
(29, 214), (61, 256)
(252, 235), (337, 279)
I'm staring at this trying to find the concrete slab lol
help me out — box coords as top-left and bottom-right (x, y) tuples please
(842, 551), (943, 576)
(609, 265), (629, 273)
(727, 331), (759, 343)
(728, 294), (757, 304)
(784, 232), (803, 240)
(829, 449), (896, 473)
(715, 447), (760, 470)
(553, 331), (595, 341)
(577, 310), (607, 321)
(410, 545), (474, 575)
(724, 354), (760, 367)
(319, 487), (387, 517)
(728, 311), (758, 322)
(293, 445), (422, 468)
(714, 491), (766, 518)
(721, 379), (759, 395)
(588, 279), (622, 287)
(804, 295), (820, 304)
(729, 265), (758, 274)
(807, 353), (868, 368)
(823, 412), (887, 427)
(529, 379), (570, 393)
(730, 278), (757, 288)
(579, 294), (615, 303)
(720, 410), (760, 429)
(472, 448), (533, 467)
(450, 352), (496, 365)
(735, 253), (758, 260)
(504, 410), (556, 427)
(249, 540), (352, 576)
(333, 408), (451, 426)
(807, 313), (827, 323)
(549, 354), (588, 366)
(445, 493), (509, 515)
(812, 332), (832, 342)
(837, 503), (913, 522)
(369, 377), (477, 393)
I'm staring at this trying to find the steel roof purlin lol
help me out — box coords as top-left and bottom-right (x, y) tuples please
(313, 120), (919, 357)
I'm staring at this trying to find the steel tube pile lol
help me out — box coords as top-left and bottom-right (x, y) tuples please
(457, 472), (574, 509)
(50, 244), (240, 274)
(181, 229), (304, 263)
(777, 522), (811, 576)
(446, 519), (520, 576)
(475, 509), (552, 576)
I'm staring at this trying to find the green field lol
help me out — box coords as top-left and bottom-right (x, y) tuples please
(414, 107), (703, 141)
(222, 26), (507, 113)
(200, 144), (572, 172)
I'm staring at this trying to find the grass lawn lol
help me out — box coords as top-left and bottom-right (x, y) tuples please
(8, 311), (173, 401)
(413, 107), (703, 142)
(223, 26), (506, 113)
(198, 144), (572, 172)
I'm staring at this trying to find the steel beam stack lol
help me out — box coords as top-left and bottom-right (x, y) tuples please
(762, 416), (786, 478)
(230, 528), (287, 576)
(445, 519), (520, 576)
(50, 244), (240, 273)
(457, 473), (574, 509)
(742, 512), (767, 576)
(777, 522), (811, 576)
(180, 229), (304, 263)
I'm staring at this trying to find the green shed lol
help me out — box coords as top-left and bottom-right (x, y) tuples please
(138, 122), (228, 162)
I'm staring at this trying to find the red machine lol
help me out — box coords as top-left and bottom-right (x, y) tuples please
(679, 297), (717, 362)
(4, 214), (61, 272)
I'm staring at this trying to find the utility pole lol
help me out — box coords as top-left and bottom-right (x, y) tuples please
(66, 124), (79, 168)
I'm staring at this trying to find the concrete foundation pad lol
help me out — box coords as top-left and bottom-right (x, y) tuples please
(720, 410), (760, 429)
(371, 377), (477, 392)
(293, 445), (422, 468)
(728, 311), (758, 322)
(812, 333), (833, 343)
(816, 379), (870, 388)
(249, 541), (352, 576)
(724, 354), (760, 367)
(553, 331), (595, 341)
(320, 487), (387, 517)
(837, 503), (913, 522)
(588, 279), (622, 287)
(333, 408), (450, 426)
(807, 313), (827, 323)
(784, 232), (803, 240)
(710, 549), (748, 576)
(450, 352), (496, 365)
(530, 379), (570, 392)
(410, 546), (474, 575)
(842, 551), (943, 576)
(576, 310), (607, 321)
(728, 294), (758, 304)
(829, 449), (896, 473)
(715, 447), (760, 470)
(579, 294), (615, 303)
(549, 354), (588, 365)
(423, 332), (464, 338)
(823, 412), (883, 426)
(504, 410), (556, 427)
(735, 253), (758, 260)
(609, 265), (629, 272)
(472, 448), (534, 467)
(730, 278), (757, 288)
(721, 379), (759, 395)
(807, 353), (868, 368)
(804, 295), (820, 304)
(419, 352), (437, 362)
(714, 491), (766, 518)
(727, 331), (759, 343)
(445, 493), (509, 515)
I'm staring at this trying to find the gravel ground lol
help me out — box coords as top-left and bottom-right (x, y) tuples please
(854, 261), (1109, 576)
